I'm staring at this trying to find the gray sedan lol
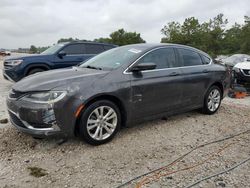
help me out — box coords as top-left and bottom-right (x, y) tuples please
(7, 44), (230, 145)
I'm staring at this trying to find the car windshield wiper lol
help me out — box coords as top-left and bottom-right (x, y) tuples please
(84, 65), (102, 70)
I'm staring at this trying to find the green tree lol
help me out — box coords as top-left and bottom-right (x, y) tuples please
(109, 29), (145, 46)
(161, 14), (229, 57)
(161, 21), (183, 43)
(223, 23), (242, 54)
(94, 37), (112, 44)
(57, 37), (79, 43)
(95, 29), (146, 46)
(29, 45), (37, 53)
(240, 16), (250, 54)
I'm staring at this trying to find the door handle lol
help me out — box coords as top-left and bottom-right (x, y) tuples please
(203, 69), (209, 73)
(169, 72), (179, 76)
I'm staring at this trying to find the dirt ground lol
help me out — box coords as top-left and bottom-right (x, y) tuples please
(0, 54), (249, 188)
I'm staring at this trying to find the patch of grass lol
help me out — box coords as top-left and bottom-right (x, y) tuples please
(27, 166), (48, 178)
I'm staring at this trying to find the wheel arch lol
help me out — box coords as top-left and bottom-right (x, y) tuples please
(210, 82), (224, 96)
(74, 94), (127, 136)
(24, 63), (51, 76)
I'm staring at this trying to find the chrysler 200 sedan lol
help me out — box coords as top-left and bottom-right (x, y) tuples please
(7, 44), (230, 145)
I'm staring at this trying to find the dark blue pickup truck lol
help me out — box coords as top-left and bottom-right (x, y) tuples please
(3, 42), (117, 82)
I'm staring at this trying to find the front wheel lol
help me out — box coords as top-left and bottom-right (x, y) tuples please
(79, 100), (121, 145)
(27, 68), (45, 75)
(202, 86), (222, 115)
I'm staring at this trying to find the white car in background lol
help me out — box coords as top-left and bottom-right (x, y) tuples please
(233, 60), (250, 84)
(222, 54), (250, 68)
(0, 49), (11, 56)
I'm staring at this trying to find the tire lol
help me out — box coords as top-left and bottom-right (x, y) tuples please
(79, 100), (121, 145)
(202, 85), (222, 115)
(27, 68), (45, 75)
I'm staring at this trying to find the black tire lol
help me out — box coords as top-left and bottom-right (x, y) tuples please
(79, 100), (121, 145)
(27, 68), (45, 75)
(202, 85), (222, 115)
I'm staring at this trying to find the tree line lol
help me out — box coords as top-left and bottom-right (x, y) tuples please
(30, 14), (250, 57)
(161, 14), (250, 57)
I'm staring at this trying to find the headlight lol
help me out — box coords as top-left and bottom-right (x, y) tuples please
(9, 60), (23, 66)
(233, 67), (240, 73)
(21, 91), (67, 104)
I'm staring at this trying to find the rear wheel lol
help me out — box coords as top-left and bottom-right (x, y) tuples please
(27, 68), (45, 75)
(202, 86), (222, 114)
(79, 100), (121, 145)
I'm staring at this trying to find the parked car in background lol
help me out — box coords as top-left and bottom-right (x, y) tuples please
(7, 43), (230, 145)
(215, 55), (228, 63)
(0, 49), (11, 56)
(222, 54), (250, 68)
(3, 42), (117, 82)
(232, 60), (250, 84)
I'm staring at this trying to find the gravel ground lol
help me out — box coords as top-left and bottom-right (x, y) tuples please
(0, 54), (249, 188)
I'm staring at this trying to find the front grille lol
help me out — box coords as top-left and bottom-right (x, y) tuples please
(242, 69), (250, 76)
(8, 89), (25, 99)
(9, 111), (26, 128)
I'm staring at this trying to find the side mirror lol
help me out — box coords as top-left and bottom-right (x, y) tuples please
(129, 62), (156, 72)
(58, 51), (66, 58)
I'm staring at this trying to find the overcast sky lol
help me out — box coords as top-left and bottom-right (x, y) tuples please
(0, 0), (249, 49)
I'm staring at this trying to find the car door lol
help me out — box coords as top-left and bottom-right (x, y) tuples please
(53, 44), (87, 68)
(129, 47), (184, 119)
(176, 48), (212, 108)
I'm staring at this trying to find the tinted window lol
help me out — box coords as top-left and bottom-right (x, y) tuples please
(177, 48), (203, 66)
(138, 48), (177, 69)
(104, 45), (114, 50)
(63, 44), (84, 54)
(85, 44), (104, 54)
(202, 55), (211, 64)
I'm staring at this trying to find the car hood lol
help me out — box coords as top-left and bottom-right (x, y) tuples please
(12, 67), (109, 92)
(234, 62), (250, 69)
(5, 54), (51, 61)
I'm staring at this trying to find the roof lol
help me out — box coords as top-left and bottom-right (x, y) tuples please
(60, 41), (117, 47)
(123, 43), (211, 57)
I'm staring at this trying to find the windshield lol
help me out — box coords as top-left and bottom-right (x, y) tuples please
(80, 46), (144, 70)
(41, 44), (65, 55)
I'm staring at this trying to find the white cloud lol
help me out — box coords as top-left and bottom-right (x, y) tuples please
(0, 0), (249, 49)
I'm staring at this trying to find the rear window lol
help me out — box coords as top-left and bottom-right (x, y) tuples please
(104, 45), (115, 50)
(85, 44), (105, 54)
(177, 48), (203, 66)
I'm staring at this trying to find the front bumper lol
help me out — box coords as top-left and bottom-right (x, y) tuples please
(8, 109), (61, 137)
(233, 69), (250, 83)
(6, 92), (81, 138)
(3, 68), (23, 82)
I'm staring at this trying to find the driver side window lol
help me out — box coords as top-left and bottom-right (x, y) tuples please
(137, 48), (177, 69)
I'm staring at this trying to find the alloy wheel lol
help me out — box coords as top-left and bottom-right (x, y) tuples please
(86, 106), (118, 141)
(207, 88), (221, 112)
